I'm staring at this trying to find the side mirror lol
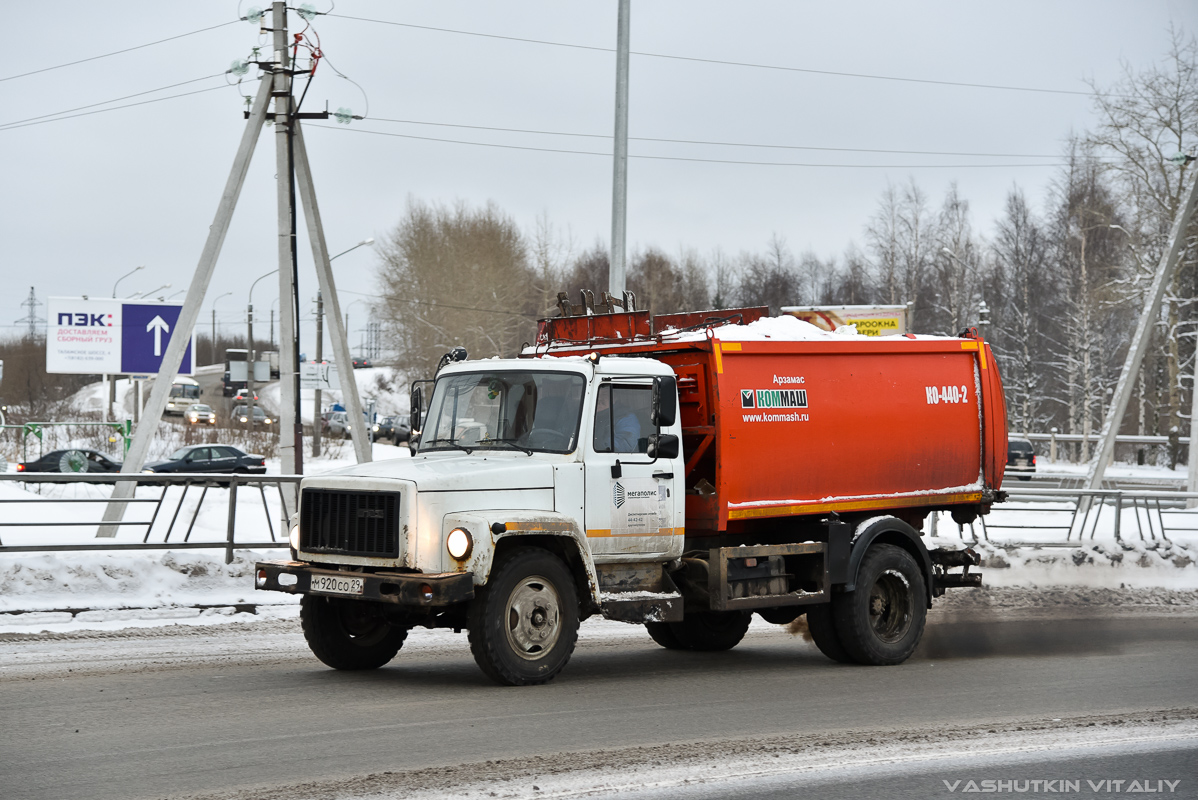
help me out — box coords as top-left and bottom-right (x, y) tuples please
(647, 433), (679, 460)
(410, 386), (423, 433)
(651, 375), (677, 428)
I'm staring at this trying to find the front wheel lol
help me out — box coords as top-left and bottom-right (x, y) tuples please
(468, 548), (579, 686)
(831, 544), (927, 665)
(300, 595), (407, 670)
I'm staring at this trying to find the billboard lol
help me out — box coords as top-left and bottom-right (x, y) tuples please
(301, 361), (339, 390)
(782, 305), (910, 337)
(47, 297), (194, 375)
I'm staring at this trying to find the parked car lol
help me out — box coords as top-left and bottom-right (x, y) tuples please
(232, 404), (273, 426)
(374, 415), (411, 444)
(351, 357), (372, 369)
(185, 403), (217, 425)
(18, 449), (122, 474)
(142, 444), (266, 474)
(1007, 437), (1036, 480)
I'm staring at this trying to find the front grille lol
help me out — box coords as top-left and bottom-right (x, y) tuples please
(300, 489), (401, 558)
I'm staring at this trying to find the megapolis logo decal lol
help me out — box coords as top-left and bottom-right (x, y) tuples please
(741, 388), (808, 409)
(613, 481), (626, 509)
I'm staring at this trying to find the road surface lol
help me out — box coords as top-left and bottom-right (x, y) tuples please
(1, 608), (1195, 800)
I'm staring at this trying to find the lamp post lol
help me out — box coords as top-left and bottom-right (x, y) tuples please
(111, 265), (144, 298)
(108, 265), (145, 420)
(247, 269), (280, 430)
(211, 292), (233, 365)
(312, 239), (373, 458)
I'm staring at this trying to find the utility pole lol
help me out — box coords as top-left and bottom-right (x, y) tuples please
(608, 0), (630, 299)
(246, 302), (256, 427)
(312, 291), (323, 457)
(1087, 163), (1198, 495)
(293, 120), (372, 463)
(100, 74), (274, 536)
(272, 0), (301, 480)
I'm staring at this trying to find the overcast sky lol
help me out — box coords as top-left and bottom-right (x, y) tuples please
(3, 0), (1193, 357)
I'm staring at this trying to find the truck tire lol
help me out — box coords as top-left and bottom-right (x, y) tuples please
(667, 611), (752, 651)
(645, 621), (687, 650)
(467, 547), (579, 686)
(805, 603), (853, 664)
(300, 595), (407, 670)
(831, 543), (927, 666)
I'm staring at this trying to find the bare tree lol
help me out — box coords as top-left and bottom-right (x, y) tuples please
(376, 199), (539, 376)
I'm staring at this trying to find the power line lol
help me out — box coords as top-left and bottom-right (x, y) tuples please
(0, 20), (241, 84)
(367, 116), (1067, 160)
(0, 84), (237, 132)
(0, 73), (228, 130)
(308, 124), (1071, 169)
(328, 13), (1109, 99)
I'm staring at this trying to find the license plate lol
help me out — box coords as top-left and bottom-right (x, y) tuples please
(310, 574), (365, 596)
(1015, 459), (1028, 467)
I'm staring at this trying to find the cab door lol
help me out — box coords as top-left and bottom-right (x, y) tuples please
(584, 380), (683, 559)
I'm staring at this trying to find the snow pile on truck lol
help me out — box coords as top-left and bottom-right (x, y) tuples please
(255, 299), (1006, 684)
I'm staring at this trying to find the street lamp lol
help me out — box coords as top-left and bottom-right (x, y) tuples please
(211, 291), (233, 361)
(112, 265), (144, 298)
(165, 290), (185, 301)
(245, 269), (280, 427)
(129, 283), (171, 299)
(330, 237), (374, 262)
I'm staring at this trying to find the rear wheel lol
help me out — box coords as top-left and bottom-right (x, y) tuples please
(468, 548), (579, 686)
(645, 621), (687, 650)
(300, 595), (407, 670)
(831, 544), (927, 665)
(805, 602), (853, 663)
(667, 611), (752, 651)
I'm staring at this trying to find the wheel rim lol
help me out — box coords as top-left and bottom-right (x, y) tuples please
(336, 603), (391, 646)
(868, 569), (913, 643)
(504, 575), (562, 660)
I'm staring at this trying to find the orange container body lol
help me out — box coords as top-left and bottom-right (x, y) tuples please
(529, 310), (1007, 534)
(697, 336), (1006, 530)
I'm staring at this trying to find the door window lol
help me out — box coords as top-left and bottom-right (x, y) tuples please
(593, 384), (651, 454)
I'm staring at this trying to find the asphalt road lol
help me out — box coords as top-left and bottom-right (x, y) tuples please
(1, 613), (1195, 800)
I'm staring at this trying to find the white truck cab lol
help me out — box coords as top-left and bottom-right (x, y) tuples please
(256, 355), (686, 685)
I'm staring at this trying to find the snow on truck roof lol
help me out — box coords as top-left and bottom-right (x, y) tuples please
(663, 313), (947, 342)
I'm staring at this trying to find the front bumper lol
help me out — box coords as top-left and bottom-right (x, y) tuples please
(255, 560), (475, 606)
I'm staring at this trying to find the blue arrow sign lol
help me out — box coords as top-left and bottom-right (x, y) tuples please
(121, 303), (193, 375)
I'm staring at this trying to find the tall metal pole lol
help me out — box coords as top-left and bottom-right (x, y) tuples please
(608, 0), (630, 299)
(246, 303), (256, 426)
(272, 0), (301, 499)
(293, 120), (372, 463)
(1087, 168), (1198, 491)
(98, 75), (273, 536)
(312, 290), (323, 457)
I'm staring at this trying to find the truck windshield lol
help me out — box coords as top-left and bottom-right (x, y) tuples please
(422, 371), (586, 454)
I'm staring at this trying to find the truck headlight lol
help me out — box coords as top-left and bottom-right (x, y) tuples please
(447, 527), (473, 560)
(289, 524), (301, 550)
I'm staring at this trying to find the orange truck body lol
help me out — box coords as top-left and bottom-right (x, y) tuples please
(531, 306), (1007, 534)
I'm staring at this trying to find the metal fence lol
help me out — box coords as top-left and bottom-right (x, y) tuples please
(0, 473), (299, 563)
(968, 486), (1198, 548)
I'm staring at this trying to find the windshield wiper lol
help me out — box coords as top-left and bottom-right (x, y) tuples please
(484, 438), (534, 456)
(421, 438), (474, 454)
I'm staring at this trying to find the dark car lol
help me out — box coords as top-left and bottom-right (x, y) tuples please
(374, 415), (411, 444)
(351, 357), (373, 369)
(1007, 437), (1036, 481)
(18, 449), (122, 474)
(232, 404), (273, 426)
(143, 444), (267, 474)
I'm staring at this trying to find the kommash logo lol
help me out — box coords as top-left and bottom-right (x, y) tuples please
(741, 388), (808, 409)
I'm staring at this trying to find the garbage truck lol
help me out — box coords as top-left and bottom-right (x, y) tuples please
(255, 301), (1007, 685)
